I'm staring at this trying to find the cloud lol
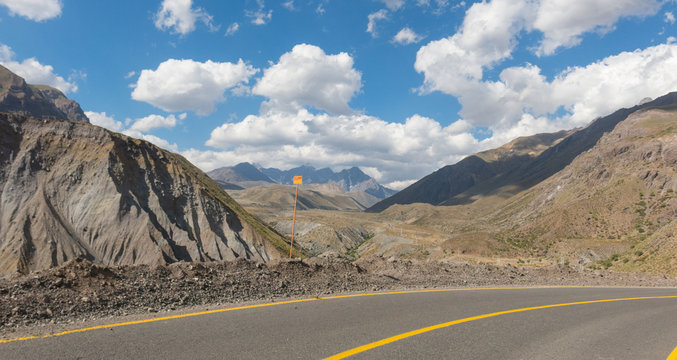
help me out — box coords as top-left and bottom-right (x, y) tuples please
(416, 0), (452, 14)
(131, 58), (258, 115)
(533, 0), (664, 55)
(154, 0), (216, 35)
(415, 0), (530, 94)
(386, 179), (417, 191)
(252, 44), (362, 114)
(85, 111), (179, 152)
(666, 11), (676, 24)
(124, 130), (179, 152)
(85, 111), (124, 132)
(246, 0), (272, 25)
(378, 0), (404, 11)
(415, 0), (666, 90)
(191, 110), (476, 183)
(415, 0), (671, 99)
(283, 0), (295, 11)
(128, 113), (185, 132)
(417, 40), (677, 149)
(393, 27), (424, 45)
(124, 71), (136, 79)
(0, 0), (61, 21)
(367, 9), (388, 37)
(225, 22), (239, 36)
(0, 44), (78, 93)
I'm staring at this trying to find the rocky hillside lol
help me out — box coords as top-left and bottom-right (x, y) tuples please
(0, 113), (295, 276)
(358, 93), (677, 275)
(367, 130), (573, 212)
(499, 104), (677, 272)
(370, 93), (677, 212)
(0, 65), (89, 123)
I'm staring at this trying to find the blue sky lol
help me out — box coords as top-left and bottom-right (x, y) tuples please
(1, 0), (676, 188)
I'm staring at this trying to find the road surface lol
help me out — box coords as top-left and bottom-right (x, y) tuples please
(2, 287), (677, 359)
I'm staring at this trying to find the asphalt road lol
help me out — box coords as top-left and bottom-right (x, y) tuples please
(2, 287), (677, 359)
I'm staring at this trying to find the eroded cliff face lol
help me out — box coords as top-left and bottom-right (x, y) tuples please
(0, 113), (288, 276)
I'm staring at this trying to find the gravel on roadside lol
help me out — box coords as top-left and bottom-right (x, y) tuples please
(1, 254), (674, 337)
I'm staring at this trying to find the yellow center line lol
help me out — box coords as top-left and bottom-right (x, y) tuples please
(0, 286), (672, 345)
(667, 344), (677, 360)
(324, 295), (677, 360)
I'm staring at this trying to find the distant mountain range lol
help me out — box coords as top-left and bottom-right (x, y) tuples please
(0, 64), (89, 123)
(207, 162), (397, 199)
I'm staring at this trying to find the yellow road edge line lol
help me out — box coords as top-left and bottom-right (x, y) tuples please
(323, 295), (677, 360)
(0, 286), (670, 345)
(667, 344), (677, 360)
(0, 298), (318, 344)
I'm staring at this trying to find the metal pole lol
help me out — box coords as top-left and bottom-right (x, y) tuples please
(289, 183), (299, 259)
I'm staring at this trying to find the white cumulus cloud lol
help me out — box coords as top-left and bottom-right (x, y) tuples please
(194, 108), (476, 184)
(666, 11), (675, 24)
(0, 0), (61, 21)
(124, 130), (179, 152)
(128, 113), (185, 132)
(417, 40), (677, 149)
(85, 111), (179, 152)
(0, 44), (77, 93)
(252, 44), (362, 114)
(131, 58), (258, 115)
(415, 0), (666, 92)
(393, 27), (424, 45)
(533, 0), (663, 55)
(85, 111), (124, 132)
(154, 0), (216, 35)
(415, 0), (676, 136)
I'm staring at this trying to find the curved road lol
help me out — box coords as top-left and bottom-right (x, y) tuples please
(2, 287), (677, 359)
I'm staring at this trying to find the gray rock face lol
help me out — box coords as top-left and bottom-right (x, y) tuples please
(0, 64), (89, 123)
(0, 113), (286, 276)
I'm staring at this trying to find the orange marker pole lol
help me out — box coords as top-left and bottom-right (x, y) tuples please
(289, 176), (302, 258)
(289, 184), (299, 258)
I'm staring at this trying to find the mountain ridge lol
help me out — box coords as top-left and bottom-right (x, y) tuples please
(368, 93), (677, 212)
(0, 112), (296, 275)
(0, 64), (89, 123)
